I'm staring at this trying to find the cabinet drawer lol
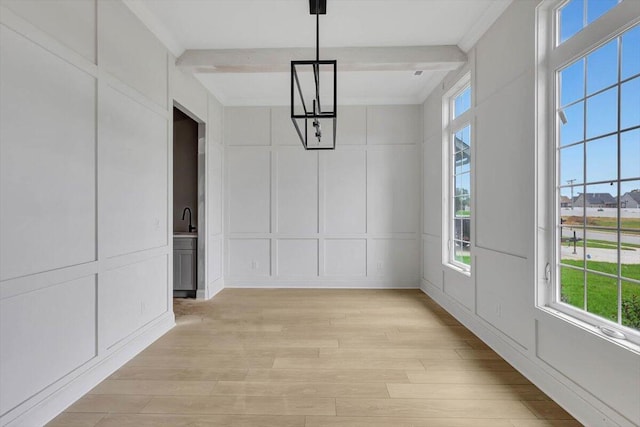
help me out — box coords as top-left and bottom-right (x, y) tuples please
(174, 238), (197, 250)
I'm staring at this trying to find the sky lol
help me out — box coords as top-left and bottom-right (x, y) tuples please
(558, 0), (640, 199)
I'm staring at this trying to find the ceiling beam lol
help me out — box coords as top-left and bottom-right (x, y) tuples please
(177, 46), (466, 73)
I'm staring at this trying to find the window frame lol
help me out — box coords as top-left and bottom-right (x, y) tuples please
(443, 74), (473, 274)
(536, 0), (640, 349)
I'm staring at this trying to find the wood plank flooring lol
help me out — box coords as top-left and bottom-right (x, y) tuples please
(47, 289), (581, 426)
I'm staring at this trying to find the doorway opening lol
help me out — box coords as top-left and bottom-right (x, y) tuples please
(172, 105), (205, 298)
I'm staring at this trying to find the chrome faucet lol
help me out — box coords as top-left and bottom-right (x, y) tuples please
(182, 207), (196, 232)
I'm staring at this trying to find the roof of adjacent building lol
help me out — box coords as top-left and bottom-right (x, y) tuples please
(622, 190), (640, 203)
(575, 193), (617, 204)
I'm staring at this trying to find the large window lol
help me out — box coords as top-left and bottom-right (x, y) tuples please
(539, 0), (640, 345)
(444, 78), (472, 272)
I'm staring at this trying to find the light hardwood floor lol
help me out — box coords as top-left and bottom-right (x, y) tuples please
(47, 289), (581, 427)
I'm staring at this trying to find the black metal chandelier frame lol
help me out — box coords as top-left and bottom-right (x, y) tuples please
(291, 0), (337, 150)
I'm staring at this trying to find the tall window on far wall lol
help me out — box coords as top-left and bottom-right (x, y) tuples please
(444, 77), (472, 272)
(542, 0), (640, 344)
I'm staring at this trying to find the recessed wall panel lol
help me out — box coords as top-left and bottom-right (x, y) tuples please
(325, 239), (366, 277)
(475, 1), (536, 105)
(278, 239), (318, 277)
(227, 150), (271, 233)
(228, 239), (270, 277)
(337, 106), (366, 145)
(367, 105), (421, 145)
(100, 85), (168, 258)
(0, 27), (96, 280)
(423, 136), (442, 237)
(367, 147), (420, 233)
(476, 249), (532, 350)
(225, 107), (270, 146)
(272, 107), (300, 146)
(367, 239), (419, 282)
(98, 0), (167, 107)
(3, 0), (96, 62)
(423, 236), (443, 289)
(475, 71), (533, 258)
(324, 149), (366, 234)
(102, 255), (168, 348)
(209, 146), (224, 234)
(277, 149), (318, 233)
(208, 238), (223, 282)
(0, 276), (96, 415)
(537, 317), (640, 424)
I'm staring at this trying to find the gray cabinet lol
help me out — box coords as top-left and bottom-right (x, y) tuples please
(173, 237), (196, 292)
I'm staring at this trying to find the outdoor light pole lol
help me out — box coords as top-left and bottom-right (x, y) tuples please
(567, 179), (576, 209)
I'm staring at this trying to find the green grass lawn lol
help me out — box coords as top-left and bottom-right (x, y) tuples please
(560, 260), (640, 329)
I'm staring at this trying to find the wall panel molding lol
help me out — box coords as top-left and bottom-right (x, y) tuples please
(224, 105), (421, 287)
(0, 2), (180, 425)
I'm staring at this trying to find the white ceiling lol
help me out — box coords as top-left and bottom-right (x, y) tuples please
(127, 0), (513, 105)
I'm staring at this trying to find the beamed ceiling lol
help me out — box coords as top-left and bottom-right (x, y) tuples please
(124, 0), (513, 105)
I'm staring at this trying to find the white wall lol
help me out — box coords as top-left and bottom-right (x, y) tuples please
(0, 1), (222, 425)
(224, 105), (421, 288)
(420, 1), (640, 426)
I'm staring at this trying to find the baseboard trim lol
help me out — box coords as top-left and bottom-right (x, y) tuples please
(224, 280), (419, 289)
(420, 280), (629, 427)
(198, 277), (224, 300)
(4, 312), (175, 427)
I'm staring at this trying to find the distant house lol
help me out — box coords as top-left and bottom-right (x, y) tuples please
(560, 196), (571, 207)
(620, 190), (640, 208)
(572, 192), (617, 208)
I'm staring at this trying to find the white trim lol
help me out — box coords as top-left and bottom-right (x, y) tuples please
(536, 0), (640, 347)
(442, 73), (473, 273)
(2, 313), (174, 427)
(225, 280), (419, 289)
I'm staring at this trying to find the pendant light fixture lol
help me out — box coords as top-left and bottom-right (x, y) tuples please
(291, 0), (337, 150)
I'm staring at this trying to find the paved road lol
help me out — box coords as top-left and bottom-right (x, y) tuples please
(561, 245), (639, 264)
(561, 227), (640, 246)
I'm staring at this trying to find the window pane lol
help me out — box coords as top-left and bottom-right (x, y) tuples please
(586, 39), (618, 95)
(561, 265), (585, 309)
(455, 149), (470, 175)
(454, 240), (470, 266)
(560, 59), (585, 107)
(455, 173), (471, 196)
(586, 87), (617, 139)
(586, 0), (619, 25)
(621, 77), (640, 130)
(620, 180), (640, 232)
(622, 280), (640, 331)
(561, 216), (585, 258)
(454, 195), (470, 215)
(560, 101), (585, 146)
(581, 182), (617, 212)
(585, 227), (618, 272)
(559, 0), (584, 44)
(586, 272), (618, 322)
(561, 186), (584, 227)
(622, 25), (640, 80)
(621, 129), (640, 180)
(454, 126), (471, 149)
(586, 135), (617, 183)
(454, 87), (471, 118)
(560, 143), (584, 185)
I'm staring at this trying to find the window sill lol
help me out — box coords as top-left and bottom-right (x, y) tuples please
(444, 262), (471, 277)
(538, 303), (640, 354)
